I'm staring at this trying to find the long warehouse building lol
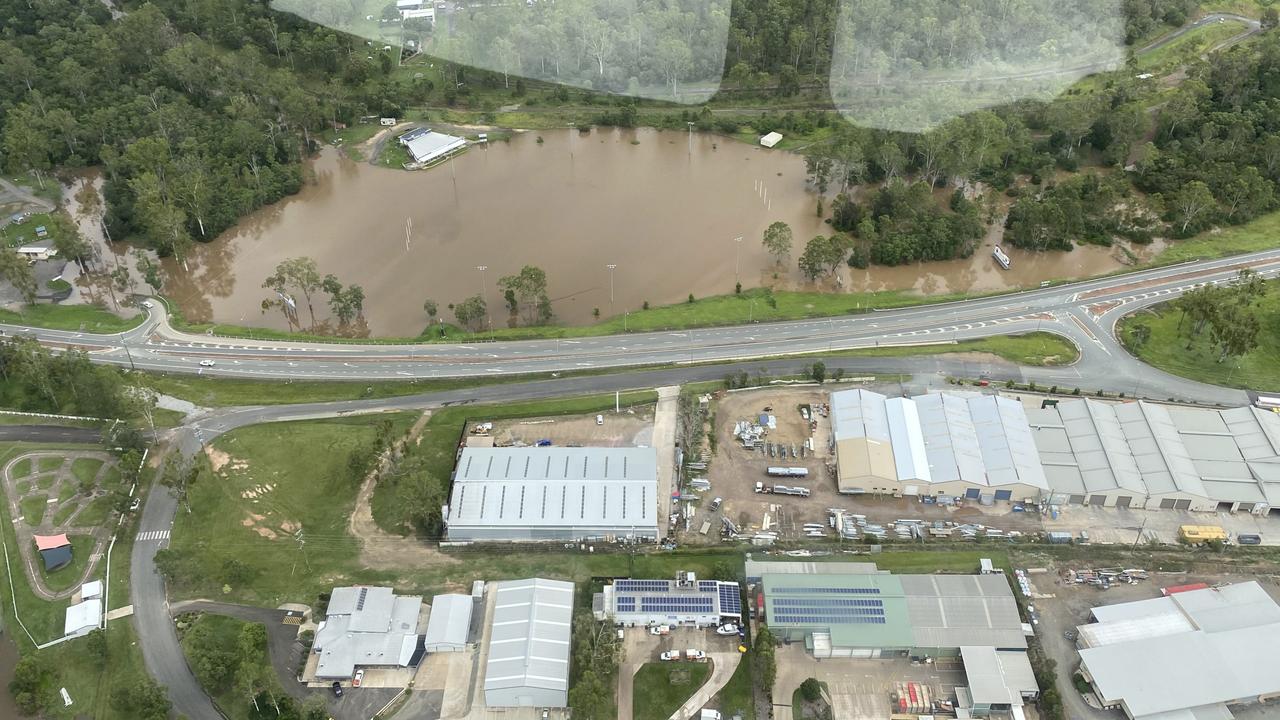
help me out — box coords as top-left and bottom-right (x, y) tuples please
(445, 447), (659, 542)
(831, 390), (1280, 515)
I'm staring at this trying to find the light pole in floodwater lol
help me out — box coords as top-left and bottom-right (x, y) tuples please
(606, 264), (617, 309)
(686, 122), (694, 155)
(476, 264), (489, 329)
(733, 236), (743, 284)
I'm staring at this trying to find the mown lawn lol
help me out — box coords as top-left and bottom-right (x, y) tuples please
(20, 493), (48, 524)
(633, 662), (712, 720)
(70, 457), (103, 486)
(42, 534), (96, 593)
(1119, 287), (1280, 390)
(1153, 210), (1280, 265)
(714, 651), (756, 720)
(834, 332), (1078, 367)
(0, 304), (143, 333)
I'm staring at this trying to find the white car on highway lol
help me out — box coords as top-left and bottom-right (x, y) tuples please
(199, 359), (216, 367)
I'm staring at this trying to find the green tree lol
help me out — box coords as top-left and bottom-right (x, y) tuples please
(497, 265), (551, 326)
(762, 221), (793, 264)
(0, 249), (37, 304)
(1169, 181), (1216, 235)
(423, 299), (438, 321)
(453, 295), (487, 332)
(264, 257), (324, 329)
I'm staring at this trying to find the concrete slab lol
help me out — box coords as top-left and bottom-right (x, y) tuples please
(655, 386), (679, 539)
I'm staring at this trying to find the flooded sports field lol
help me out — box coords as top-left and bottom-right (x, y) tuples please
(72, 128), (1159, 336)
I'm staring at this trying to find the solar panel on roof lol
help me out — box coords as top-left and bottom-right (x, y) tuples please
(781, 586), (881, 594)
(775, 598), (883, 608)
(773, 613), (886, 624)
(719, 585), (742, 615)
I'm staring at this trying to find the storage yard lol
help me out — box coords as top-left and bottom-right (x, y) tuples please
(469, 406), (654, 448)
(674, 384), (1280, 547)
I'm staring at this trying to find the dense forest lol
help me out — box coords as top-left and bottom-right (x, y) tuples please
(1, 0), (1279, 273)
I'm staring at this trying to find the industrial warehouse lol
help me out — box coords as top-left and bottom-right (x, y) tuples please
(753, 560), (1038, 718)
(482, 578), (575, 708)
(827, 389), (1280, 515)
(593, 571), (742, 627)
(444, 446), (659, 542)
(1074, 581), (1280, 720)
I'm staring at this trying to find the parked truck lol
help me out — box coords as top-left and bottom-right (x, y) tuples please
(767, 466), (809, 477)
(1179, 525), (1227, 544)
(772, 485), (811, 497)
(1046, 531), (1073, 544)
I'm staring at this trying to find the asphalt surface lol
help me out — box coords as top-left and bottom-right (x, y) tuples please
(0, 425), (102, 444)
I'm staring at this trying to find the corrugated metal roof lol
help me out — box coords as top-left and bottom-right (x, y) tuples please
(423, 594), (473, 650)
(916, 393), (987, 485)
(447, 448), (657, 535)
(831, 388), (891, 442)
(1078, 582), (1280, 718)
(484, 578), (574, 695)
(960, 647), (1037, 706)
(885, 397), (931, 483)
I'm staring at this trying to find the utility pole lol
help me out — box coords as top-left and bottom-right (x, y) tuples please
(1131, 517), (1148, 548)
(686, 122), (694, 155)
(606, 264), (617, 308)
(734, 236), (743, 285)
(476, 264), (489, 331)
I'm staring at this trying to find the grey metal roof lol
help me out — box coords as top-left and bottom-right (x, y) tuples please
(484, 578), (574, 696)
(885, 397), (931, 482)
(744, 558), (885, 581)
(916, 393), (986, 485)
(447, 447), (657, 535)
(423, 594), (473, 650)
(901, 574), (1027, 649)
(1079, 582), (1280, 718)
(1036, 399), (1280, 506)
(315, 587), (422, 678)
(959, 646), (1037, 706)
(831, 389), (892, 443)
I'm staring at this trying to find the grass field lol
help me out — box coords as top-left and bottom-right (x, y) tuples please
(1153, 210), (1280, 265)
(20, 493), (48, 524)
(70, 457), (103, 486)
(142, 371), (521, 407)
(0, 304), (143, 333)
(1118, 286), (1280, 389)
(37, 456), (62, 472)
(835, 332), (1078, 367)
(633, 662), (712, 720)
(42, 534), (95, 593)
(1136, 19), (1247, 71)
(166, 413), (418, 606)
(715, 652), (756, 720)
(12, 457), (31, 477)
(370, 392), (658, 535)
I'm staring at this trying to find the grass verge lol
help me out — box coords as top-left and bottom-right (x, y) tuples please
(0, 304), (143, 333)
(1118, 291), (1280, 390)
(633, 662), (711, 720)
(715, 650), (756, 720)
(1152, 210), (1280, 265)
(832, 332), (1078, 367)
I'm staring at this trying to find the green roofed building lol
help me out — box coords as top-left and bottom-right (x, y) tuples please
(757, 562), (1038, 716)
(762, 567), (1028, 657)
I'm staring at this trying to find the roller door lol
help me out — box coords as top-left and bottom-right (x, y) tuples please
(1238, 503), (1255, 513)
(1068, 495), (1086, 505)
(994, 490), (1013, 501)
(1116, 496), (1132, 508)
(1159, 499), (1177, 509)
(1089, 495), (1106, 506)
(1174, 499), (1192, 510)
(965, 488), (981, 499)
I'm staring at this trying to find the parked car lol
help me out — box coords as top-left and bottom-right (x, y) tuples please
(596, 414), (604, 425)
(649, 625), (670, 636)
(199, 359), (216, 367)
(141, 300), (154, 309)
(129, 497), (141, 512)
(331, 681), (344, 697)
(709, 497), (723, 512)
(685, 649), (706, 660)
(660, 651), (680, 661)
(715, 624), (739, 636)
(1237, 533), (1262, 545)
(353, 669), (364, 688)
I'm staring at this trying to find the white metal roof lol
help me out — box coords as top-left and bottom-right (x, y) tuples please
(959, 646), (1038, 706)
(1078, 582), (1280, 718)
(484, 578), (574, 699)
(316, 587), (423, 678)
(80, 580), (103, 600)
(831, 389), (891, 443)
(448, 447), (657, 533)
(885, 397), (931, 483)
(64, 599), (100, 636)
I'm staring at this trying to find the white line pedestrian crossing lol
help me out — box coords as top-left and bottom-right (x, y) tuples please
(137, 530), (170, 541)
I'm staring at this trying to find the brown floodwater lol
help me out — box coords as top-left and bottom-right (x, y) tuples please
(0, 632), (22, 718)
(72, 129), (1163, 335)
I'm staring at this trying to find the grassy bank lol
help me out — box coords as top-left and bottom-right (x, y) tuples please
(0, 304), (143, 333)
(834, 332), (1078, 367)
(1152, 210), (1280, 265)
(1118, 290), (1280, 389)
(634, 662), (711, 720)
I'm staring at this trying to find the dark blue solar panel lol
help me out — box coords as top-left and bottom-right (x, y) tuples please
(698, 581), (718, 591)
(616, 580), (670, 592)
(773, 614), (886, 624)
(639, 597), (714, 612)
(616, 595), (636, 612)
(718, 584), (742, 615)
(775, 598), (883, 608)
(782, 587), (881, 594)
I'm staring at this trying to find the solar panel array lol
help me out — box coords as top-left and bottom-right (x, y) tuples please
(776, 598), (883, 608)
(640, 596), (715, 612)
(774, 613), (887, 624)
(617, 596), (636, 612)
(719, 584), (743, 616)
(785, 586), (882, 594)
(616, 580), (669, 592)
(698, 580), (719, 591)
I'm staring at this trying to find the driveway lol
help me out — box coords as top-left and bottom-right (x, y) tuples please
(669, 651), (741, 720)
(653, 386), (679, 539)
(617, 629), (662, 720)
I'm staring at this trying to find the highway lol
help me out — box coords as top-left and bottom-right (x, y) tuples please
(9, 247), (1279, 403)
